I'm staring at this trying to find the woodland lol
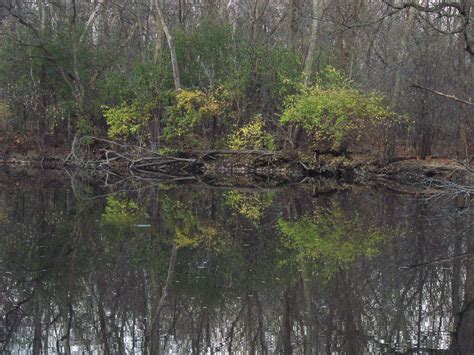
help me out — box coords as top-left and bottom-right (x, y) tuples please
(0, 0), (473, 166)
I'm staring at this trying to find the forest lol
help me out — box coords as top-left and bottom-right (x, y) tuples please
(0, 0), (473, 163)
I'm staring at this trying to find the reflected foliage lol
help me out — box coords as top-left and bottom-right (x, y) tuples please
(102, 196), (147, 226)
(278, 203), (386, 277)
(225, 190), (274, 223)
(0, 177), (473, 353)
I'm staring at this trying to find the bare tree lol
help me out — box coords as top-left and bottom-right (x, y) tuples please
(383, 0), (474, 56)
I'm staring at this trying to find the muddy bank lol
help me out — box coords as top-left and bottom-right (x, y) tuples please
(1, 136), (473, 191)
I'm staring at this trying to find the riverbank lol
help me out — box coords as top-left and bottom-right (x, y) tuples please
(1, 129), (473, 191)
(1, 136), (473, 193)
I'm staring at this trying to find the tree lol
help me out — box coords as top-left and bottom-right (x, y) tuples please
(154, 0), (181, 91)
(303, 0), (325, 83)
(383, 0), (474, 56)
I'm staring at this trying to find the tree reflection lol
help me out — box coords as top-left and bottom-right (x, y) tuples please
(0, 177), (473, 353)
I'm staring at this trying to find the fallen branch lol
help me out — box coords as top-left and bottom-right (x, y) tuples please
(412, 83), (474, 106)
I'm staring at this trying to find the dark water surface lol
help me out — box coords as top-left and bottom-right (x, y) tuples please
(1, 170), (474, 354)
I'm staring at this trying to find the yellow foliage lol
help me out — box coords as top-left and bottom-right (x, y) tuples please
(227, 115), (274, 150)
(175, 223), (224, 250)
(165, 87), (234, 143)
(0, 101), (12, 122)
(225, 191), (274, 223)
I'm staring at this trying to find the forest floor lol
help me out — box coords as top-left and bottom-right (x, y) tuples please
(1, 129), (473, 193)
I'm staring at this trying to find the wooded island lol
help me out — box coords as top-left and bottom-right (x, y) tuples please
(0, 1), (473, 184)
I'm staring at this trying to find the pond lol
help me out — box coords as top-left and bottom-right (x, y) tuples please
(1, 169), (473, 354)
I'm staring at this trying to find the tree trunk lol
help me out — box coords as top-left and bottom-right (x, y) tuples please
(154, 0), (181, 91)
(37, 0), (48, 141)
(253, 0), (268, 40)
(303, 0), (324, 84)
(391, 3), (417, 103)
(288, 0), (299, 50)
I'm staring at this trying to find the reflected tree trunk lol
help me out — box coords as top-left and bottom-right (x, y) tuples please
(456, 210), (474, 352)
(32, 285), (42, 355)
(281, 285), (292, 354)
(301, 266), (315, 354)
(149, 243), (178, 354)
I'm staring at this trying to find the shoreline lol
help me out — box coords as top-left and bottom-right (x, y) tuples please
(1, 148), (473, 193)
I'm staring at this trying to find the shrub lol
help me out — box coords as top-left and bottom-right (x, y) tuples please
(281, 68), (399, 152)
(164, 87), (234, 148)
(277, 204), (386, 278)
(225, 191), (274, 223)
(227, 115), (274, 150)
(0, 101), (13, 122)
(103, 102), (150, 143)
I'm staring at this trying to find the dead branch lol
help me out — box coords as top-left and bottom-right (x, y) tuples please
(412, 84), (474, 106)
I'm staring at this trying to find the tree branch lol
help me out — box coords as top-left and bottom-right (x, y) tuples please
(411, 84), (474, 106)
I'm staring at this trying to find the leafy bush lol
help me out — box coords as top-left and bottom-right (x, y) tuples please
(0, 101), (13, 122)
(103, 103), (150, 142)
(281, 67), (398, 152)
(227, 115), (274, 150)
(164, 87), (234, 148)
(102, 196), (147, 226)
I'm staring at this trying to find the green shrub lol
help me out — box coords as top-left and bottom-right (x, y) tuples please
(0, 101), (12, 122)
(102, 196), (147, 226)
(164, 87), (234, 148)
(227, 115), (274, 150)
(103, 102), (150, 142)
(225, 191), (274, 223)
(281, 68), (398, 152)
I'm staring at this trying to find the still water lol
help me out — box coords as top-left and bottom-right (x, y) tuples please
(1, 169), (473, 354)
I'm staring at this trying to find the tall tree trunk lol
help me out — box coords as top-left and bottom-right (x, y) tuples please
(37, 0), (48, 141)
(154, 0), (181, 91)
(288, 0), (299, 50)
(391, 3), (417, 103)
(253, 0), (268, 40)
(100, 0), (109, 43)
(303, 0), (324, 84)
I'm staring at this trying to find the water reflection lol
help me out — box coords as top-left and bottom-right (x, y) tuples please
(0, 170), (473, 354)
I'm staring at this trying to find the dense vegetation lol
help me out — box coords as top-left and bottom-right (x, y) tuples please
(0, 1), (472, 159)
